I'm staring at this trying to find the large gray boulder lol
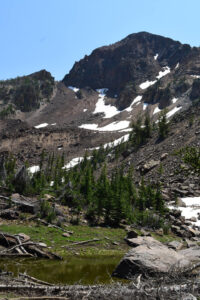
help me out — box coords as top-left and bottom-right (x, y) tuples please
(112, 237), (195, 279)
(141, 159), (160, 174)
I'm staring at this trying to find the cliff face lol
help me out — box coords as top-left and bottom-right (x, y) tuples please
(63, 32), (193, 94)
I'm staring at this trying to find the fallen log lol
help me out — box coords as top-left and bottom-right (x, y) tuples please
(0, 253), (33, 257)
(0, 241), (37, 253)
(37, 219), (70, 233)
(9, 297), (69, 300)
(0, 281), (200, 299)
(19, 272), (53, 286)
(0, 232), (62, 259)
(65, 238), (101, 248)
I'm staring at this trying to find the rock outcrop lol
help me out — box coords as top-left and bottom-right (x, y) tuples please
(63, 32), (191, 93)
(112, 236), (200, 279)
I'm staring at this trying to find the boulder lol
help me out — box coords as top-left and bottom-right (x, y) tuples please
(185, 239), (197, 248)
(160, 153), (168, 161)
(126, 230), (138, 239)
(168, 240), (183, 250)
(176, 197), (186, 207)
(189, 217), (197, 222)
(113, 237), (191, 279)
(140, 229), (151, 236)
(126, 236), (162, 247)
(170, 209), (182, 218)
(171, 225), (181, 234)
(0, 209), (19, 220)
(141, 160), (160, 174)
(172, 188), (189, 196)
(62, 232), (70, 238)
(180, 246), (200, 261)
(11, 194), (39, 214)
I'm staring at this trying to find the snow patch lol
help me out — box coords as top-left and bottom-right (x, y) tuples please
(51, 123), (56, 126)
(139, 80), (157, 90)
(35, 123), (48, 129)
(166, 106), (182, 118)
(68, 86), (80, 92)
(153, 106), (161, 115)
(93, 88), (120, 118)
(191, 75), (200, 79)
(79, 120), (130, 132)
(156, 66), (170, 79)
(143, 103), (148, 110)
(169, 197), (200, 227)
(63, 157), (84, 169)
(79, 124), (98, 130)
(83, 109), (87, 112)
(120, 128), (132, 132)
(28, 165), (40, 174)
(172, 97), (178, 104)
(154, 53), (159, 60)
(124, 96), (143, 112)
(139, 67), (171, 90)
(175, 63), (179, 69)
(63, 156), (91, 169)
(90, 134), (130, 150)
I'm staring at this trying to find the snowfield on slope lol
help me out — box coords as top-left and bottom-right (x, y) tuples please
(63, 157), (84, 169)
(124, 96), (143, 112)
(153, 106), (161, 115)
(79, 120), (130, 131)
(93, 89), (121, 118)
(169, 197), (200, 227)
(35, 123), (49, 129)
(140, 66), (170, 89)
(166, 106), (182, 118)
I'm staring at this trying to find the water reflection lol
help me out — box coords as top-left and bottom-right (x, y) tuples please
(0, 255), (127, 285)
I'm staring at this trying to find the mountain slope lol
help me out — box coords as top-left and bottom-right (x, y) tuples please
(0, 32), (200, 171)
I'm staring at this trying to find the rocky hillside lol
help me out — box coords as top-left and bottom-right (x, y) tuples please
(0, 69), (55, 113)
(0, 31), (200, 174)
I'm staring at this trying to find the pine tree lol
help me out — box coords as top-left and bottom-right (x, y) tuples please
(144, 112), (152, 138)
(158, 109), (169, 139)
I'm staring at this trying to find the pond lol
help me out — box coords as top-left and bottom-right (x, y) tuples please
(0, 255), (127, 285)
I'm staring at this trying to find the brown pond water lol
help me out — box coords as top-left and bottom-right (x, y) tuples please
(0, 255), (127, 285)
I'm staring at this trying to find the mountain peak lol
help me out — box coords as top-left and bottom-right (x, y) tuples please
(63, 32), (192, 94)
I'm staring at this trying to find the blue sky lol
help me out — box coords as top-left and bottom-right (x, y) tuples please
(1, 0), (200, 81)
